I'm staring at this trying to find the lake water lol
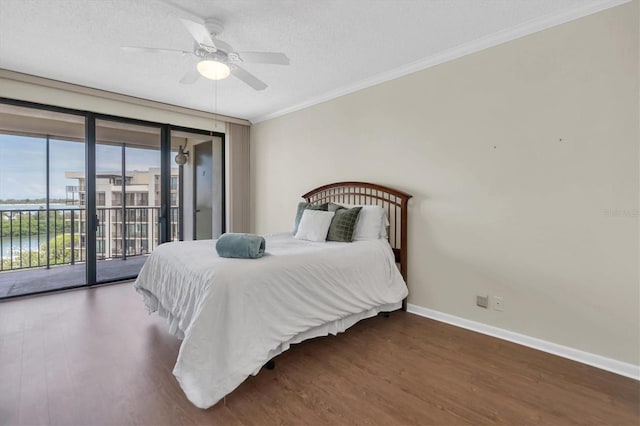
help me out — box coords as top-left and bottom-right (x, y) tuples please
(0, 235), (46, 258)
(0, 203), (78, 211)
(0, 204), (78, 259)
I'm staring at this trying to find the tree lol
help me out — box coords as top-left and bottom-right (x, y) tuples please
(1, 234), (80, 270)
(1, 210), (68, 238)
(43, 234), (80, 265)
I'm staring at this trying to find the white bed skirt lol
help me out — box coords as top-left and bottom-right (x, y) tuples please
(150, 297), (402, 377)
(253, 301), (401, 375)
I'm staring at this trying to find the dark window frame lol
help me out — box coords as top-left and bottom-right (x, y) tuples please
(0, 96), (225, 299)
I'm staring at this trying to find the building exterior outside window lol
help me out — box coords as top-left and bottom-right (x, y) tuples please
(65, 167), (179, 259)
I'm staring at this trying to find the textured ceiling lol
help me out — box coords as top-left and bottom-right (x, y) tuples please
(0, 0), (625, 123)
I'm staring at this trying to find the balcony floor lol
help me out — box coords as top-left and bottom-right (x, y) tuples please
(0, 256), (148, 298)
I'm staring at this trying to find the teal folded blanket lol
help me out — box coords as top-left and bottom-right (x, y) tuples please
(215, 233), (266, 259)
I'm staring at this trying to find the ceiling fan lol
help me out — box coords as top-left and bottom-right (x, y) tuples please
(122, 18), (289, 91)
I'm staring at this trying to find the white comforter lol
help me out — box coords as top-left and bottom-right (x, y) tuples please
(134, 233), (408, 409)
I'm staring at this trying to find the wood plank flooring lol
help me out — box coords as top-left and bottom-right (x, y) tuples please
(0, 282), (637, 425)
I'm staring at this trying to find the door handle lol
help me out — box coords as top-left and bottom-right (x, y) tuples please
(195, 209), (201, 213)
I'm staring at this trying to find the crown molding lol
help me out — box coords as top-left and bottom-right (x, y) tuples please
(251, 0), (630, 124)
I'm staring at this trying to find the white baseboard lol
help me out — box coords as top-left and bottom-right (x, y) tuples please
(406, 303), (640, 381)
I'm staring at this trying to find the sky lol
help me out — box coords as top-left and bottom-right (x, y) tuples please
(0, 134), (162, 201)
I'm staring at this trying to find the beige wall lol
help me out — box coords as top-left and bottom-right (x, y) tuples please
(251, 2), (639, 365)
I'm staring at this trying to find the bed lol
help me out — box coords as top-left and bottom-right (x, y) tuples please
(134, 182), (412, 409)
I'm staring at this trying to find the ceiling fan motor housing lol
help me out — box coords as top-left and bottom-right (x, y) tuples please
(194, 43), (229, 62)
(204, 18), (225, 38)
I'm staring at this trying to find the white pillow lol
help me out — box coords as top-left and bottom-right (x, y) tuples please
(379, 210), (390, 239)
(353, 205), (388, 241)
(294, 210), (335, 242)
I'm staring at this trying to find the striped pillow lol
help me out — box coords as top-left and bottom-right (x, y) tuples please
(327, 206), (362, 242)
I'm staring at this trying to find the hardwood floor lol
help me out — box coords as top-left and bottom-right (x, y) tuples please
(0, 282), (637, 425)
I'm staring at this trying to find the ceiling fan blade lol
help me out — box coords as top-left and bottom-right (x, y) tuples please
(211, 38), (233, 53)
(179, 67), (201, 84)
(235, 52), (290, 65)
(121, 46), (191, 55)
(179, 18), (216, 50)
(232, 65), (267, 91)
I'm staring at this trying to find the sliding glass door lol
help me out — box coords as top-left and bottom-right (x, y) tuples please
(171, 130), (223, 241)
(0, 103), (86, 297)
(94, 119), (161, 283)
(0, 98), (225, 298)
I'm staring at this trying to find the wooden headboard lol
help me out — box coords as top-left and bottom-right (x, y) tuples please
(302, 182), (412, 309)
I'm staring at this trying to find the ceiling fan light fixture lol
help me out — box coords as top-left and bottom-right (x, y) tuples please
(197, 60), (231, 80)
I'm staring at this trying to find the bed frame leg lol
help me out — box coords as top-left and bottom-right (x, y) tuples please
(264, 359), (276, 370)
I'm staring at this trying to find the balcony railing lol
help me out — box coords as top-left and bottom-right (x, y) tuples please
(0, 207), (179, 272)
(65, 185), (84, 192)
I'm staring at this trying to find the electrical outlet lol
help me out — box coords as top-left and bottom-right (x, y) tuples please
(493, 296), (504, 311)
(476, 295), (489, 308)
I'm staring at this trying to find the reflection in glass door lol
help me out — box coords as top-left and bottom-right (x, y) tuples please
(170, 131), (223, 241)
(95, 120), (160, 283)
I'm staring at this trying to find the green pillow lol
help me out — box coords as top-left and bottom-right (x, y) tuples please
(293, 202), (329, 234)
(327, 206), (362, 242)
(328, 202), (344, 212)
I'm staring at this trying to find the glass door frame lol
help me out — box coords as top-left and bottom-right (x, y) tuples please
(91, 114), (164, 284)
(0, 98), (88, 298)
(169, 124), (226, 243)
(0, 97), (226, 293)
